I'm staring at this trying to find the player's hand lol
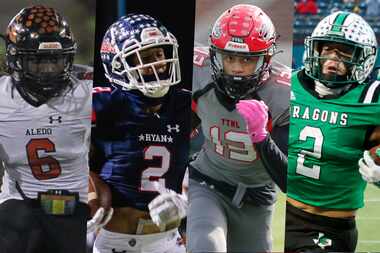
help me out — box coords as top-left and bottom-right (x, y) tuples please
(358, 151), (380, 183)
(148, 182), (188, 229)
(87, 207), (114, 234)
(236, 99), (269, 143)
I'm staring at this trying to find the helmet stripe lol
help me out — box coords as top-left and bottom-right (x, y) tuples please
(331, 12), (349, 33)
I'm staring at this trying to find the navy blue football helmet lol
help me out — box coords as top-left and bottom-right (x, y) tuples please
(100, 14), (180, 98)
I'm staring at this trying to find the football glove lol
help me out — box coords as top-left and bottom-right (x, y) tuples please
(236, 99), (269, 143)
(87, 207), (114, 234)
(148, 182), (188, 229)
(358, 151), (380, 183)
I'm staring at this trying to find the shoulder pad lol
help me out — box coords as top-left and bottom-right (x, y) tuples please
(360, 80), (380, 104)
(193, 46), (210, 67)
(72, 64), (94, 80)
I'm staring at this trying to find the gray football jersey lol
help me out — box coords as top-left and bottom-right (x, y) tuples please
(191, 47), (290, 186)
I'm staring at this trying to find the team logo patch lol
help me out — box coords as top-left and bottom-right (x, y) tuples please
(100, 38), (116, 54)
(313, 232), (332, 249)
(211, 21), (222, 39)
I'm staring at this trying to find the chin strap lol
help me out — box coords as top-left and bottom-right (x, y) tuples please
(214, 86), (237, 111)
(314, 80), (352, 98)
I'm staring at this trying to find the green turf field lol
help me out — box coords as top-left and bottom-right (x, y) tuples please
(273, 190), (286, 252)
(357, 184), (380, 252)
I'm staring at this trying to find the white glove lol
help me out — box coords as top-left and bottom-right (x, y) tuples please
(148, 182), (188, 229)
(87, 207), (114, 234)
(358, 151), (380, 183)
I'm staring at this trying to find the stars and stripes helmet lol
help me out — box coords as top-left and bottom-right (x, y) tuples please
(304, 11), (378, 86)
(100, 14), (180, 98)
(209, 4), (277, 100)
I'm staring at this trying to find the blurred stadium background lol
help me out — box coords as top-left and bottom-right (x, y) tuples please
(0, 0), (96, 69)
(293, 0), (380, 69)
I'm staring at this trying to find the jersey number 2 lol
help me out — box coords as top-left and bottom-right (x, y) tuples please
(296, 126), (323, 179)
(26, 138), (61, 180)
(140, 145), (171, 192)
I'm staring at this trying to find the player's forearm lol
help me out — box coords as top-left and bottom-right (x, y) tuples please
(255, 125), (288, 193)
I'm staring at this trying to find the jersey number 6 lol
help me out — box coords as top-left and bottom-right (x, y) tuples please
(26, 138), (62, 180)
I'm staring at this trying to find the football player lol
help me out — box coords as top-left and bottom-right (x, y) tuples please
(187, 4), (290, 252)
(286, 11), (380, 253)
(89, 14), (190, 253)
(0, 5), (91, 253)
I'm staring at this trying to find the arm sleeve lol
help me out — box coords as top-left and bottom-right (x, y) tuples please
(255, 124), (288, 193)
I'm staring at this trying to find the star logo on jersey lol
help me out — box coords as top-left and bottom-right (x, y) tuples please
(167, 124), (180, 133)
(313, 232), (332, 249)
(49, 116), (62, 124)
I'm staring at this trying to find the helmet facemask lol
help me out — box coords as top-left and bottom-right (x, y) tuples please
(210, 45), (273, 100)
(111, 42), (180, 98)
(304, 37), (375, 87)
(304, 11), (378, 92)
(9, 46), (75, 106)
(101, 18), (181, 99)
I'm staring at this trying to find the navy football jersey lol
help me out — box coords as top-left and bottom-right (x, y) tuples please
(92, 86), (190, 211)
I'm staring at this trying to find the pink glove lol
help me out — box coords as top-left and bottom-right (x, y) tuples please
(236, 100), (269, 143)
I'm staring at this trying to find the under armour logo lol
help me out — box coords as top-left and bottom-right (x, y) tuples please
(167, 124), (180, 133)
(112, 249), (126, 253)
(49, 116), (62, 124)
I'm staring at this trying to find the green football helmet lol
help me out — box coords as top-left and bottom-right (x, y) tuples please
(304, 11), (377, 87)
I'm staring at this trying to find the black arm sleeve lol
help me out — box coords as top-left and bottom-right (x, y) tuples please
(89, 140), (106, 174)
(256, 124), (289, 193)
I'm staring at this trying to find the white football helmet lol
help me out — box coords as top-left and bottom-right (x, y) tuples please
(304, 11), (377, 86)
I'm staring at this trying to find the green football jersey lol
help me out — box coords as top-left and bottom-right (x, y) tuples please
(288, 70), (380, 209)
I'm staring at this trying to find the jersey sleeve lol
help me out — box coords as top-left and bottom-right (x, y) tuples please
(258, 61), (291, 128)
(91, 85), (113, 128)
(192, 46), (214, 93)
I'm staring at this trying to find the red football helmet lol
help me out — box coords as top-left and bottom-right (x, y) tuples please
(209, 4), (277, 100)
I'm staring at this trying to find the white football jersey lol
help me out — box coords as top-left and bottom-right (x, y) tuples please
(0, 76), (91, 203)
